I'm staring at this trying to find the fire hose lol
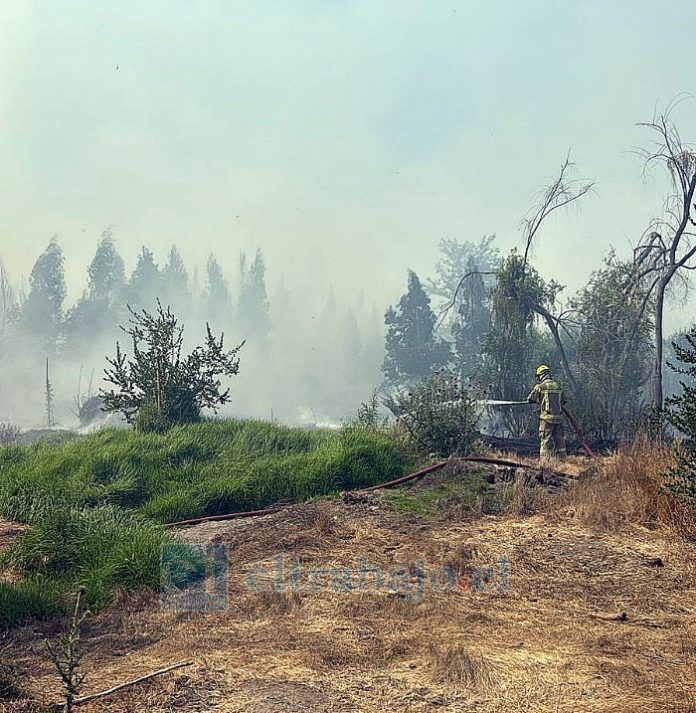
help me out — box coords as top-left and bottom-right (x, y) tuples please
(477, 399), (598, 460)
(164, 454), (578, 529)
(561, 405), (598, 459)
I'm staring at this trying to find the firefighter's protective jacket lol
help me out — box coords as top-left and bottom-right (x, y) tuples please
(527, 377), (564, 424)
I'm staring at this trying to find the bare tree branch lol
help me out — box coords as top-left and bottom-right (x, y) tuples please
(435, 270), (496, 329)
(634, 98), (696, 407)
(521, 151), (595, 269)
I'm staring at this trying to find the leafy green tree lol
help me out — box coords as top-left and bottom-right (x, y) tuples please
(101, 301), (245, 431)
(570, 252), (653, 439)
(21, 237), (66, 351)
(451, 256), (491, 382)
(427, 235), (499, 304)
(481, 250), (561, 400)
(382, 270), (451, 386)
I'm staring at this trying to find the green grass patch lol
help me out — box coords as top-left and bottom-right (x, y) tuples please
(0, 577), (65, 629)
(0, 419), (412, 627)
(384, 469), (493, 518)
(0, 420), (409, 524)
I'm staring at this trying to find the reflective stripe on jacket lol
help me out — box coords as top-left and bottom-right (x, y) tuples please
(527, 378), (564, 423)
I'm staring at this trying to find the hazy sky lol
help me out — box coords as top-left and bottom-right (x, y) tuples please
(1, 0), (695, 318)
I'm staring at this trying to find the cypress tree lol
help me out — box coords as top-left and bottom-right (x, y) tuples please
(382, 270), (451, 386)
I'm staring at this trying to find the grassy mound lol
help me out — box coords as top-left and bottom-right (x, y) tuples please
(0, 420), (411, 627)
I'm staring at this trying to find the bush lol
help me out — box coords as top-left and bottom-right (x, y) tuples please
(354, 391), (390, 428)
(384, 370), (479, 457)
(101, 301), (244, 432)
(135, 400), (176, 434)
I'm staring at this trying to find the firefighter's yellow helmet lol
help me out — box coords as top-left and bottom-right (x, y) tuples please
(535, 364), (551, 377)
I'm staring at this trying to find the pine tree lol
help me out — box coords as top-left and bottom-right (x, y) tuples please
(238, 249), (270, 342)
(87, 229), (126, 303)
(382, 270), (451, 386)
(162, 245), (189, 311)
(359, 302), (385, 387)
(129, 247), (161, 309)
(21, 236), (66, 351)
(64, 232), (128, 353)
(0, 258), (19, 349)
(339, 307), (363, 388)
(202, 255), (231, 327)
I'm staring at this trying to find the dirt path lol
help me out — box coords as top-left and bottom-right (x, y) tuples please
(3, 488), (694, 713)
(0, 520), (24, 553)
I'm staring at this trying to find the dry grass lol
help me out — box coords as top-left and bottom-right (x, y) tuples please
(1, 444), (695, 712)
(313, 505), (336, 537)
(427, 642), (493, 688)
(554, 436), (696, 536)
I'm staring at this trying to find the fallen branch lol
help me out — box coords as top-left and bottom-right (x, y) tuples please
(51, 660), (194, 709)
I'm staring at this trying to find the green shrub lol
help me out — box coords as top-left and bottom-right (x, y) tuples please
(385, 370), (479, 457)
(101, 302), (244, 431)
(135, 400), (177, 434)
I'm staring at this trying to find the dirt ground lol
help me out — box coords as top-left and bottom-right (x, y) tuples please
(1, 463), (695, 713)
(0, 522), (25, 553)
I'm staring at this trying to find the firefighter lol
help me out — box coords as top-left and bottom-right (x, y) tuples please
(527, 364), (566, 460)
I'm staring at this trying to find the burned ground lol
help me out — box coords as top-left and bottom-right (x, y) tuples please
(1, 458), (694, 713)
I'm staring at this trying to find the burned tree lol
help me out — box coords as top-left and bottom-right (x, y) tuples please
(518, 152), (593, 391)
(634, 100), (696, 409)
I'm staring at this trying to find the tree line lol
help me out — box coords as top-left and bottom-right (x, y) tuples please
(1, 103), (694, 436)
(0, 230), (384, 426)
(0, 229), (270, 359)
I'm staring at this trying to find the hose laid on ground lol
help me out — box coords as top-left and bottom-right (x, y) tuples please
(562, 406), (599, 459)
(164, 505), (286, 529)
(164, 455), (577, 529)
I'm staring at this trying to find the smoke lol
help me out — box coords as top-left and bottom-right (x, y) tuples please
(2, 1), (696, 427)
(0, 244), (385, 428)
